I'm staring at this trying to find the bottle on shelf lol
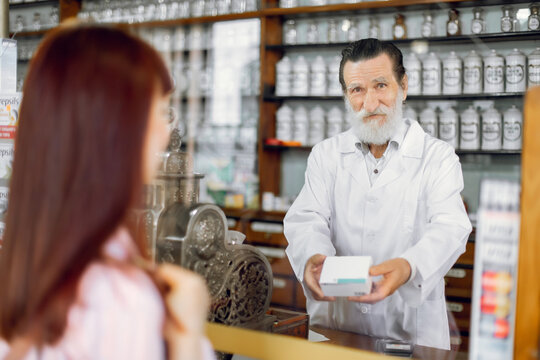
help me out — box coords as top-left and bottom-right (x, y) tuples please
(327, 106), (344, 138)
(505, 49), (526, 93)
(419, 107), (438, 138)
(347, 18), (359, 42)
(404, 53), (421, 95)
(442, 51), (462, 95)
(368, 17), (380, 39)
(276, 104), (293, 141)
(503, 105), (522, 151)
(460, 105), (480, 150)
(310, 56), (327, 96)
(279, 0), (298, 8)
(501, 6), (518, 33)
(463, 50), (483, 94)
(403, 105), (418, 121)
(283, 19), (297, 45)
(292, 56), (309, 96)
(275, 56), (292, 96)
(471, 7), (486, 35)
(421, 12), (436, 38)
(393, 14), (407, 40)
(439, 106), (459, 149)
(446, 9), (461, 36)
(422, 52), (441, 95)
(327, 55), (342, 96)
(529, 3), (540, 31)
(481, 106), (502, 151)
(309, 106), (326, 146)
(484, 49), (505, 94)
(310, 0), (328, 5)
(293, 106), (309, 144)
(528, 48), (540, 88)
(306, 20), (319, 44)
(328, 19), (339, 43)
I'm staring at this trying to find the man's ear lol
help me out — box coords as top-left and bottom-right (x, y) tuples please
(401, 74), (408, 101)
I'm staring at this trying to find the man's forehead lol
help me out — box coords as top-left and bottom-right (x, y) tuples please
(343, 54), (395, 84)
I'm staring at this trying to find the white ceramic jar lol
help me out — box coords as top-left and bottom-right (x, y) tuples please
(505, 48), (526, 93)
(528, 48), (540, 89)
(481, 106), (502, 150)
(276, 104), (293, 141)
(275, 56), (292, 96)
(422, 52), (441, 95)
(404, 53), (422, 95)
(439, 107), (459, 148)
(463, 50), (483, 94)
(403, 105), (418, 121)
(309, 106), (326, 145)
(443, 51), (463, 95)
(293, 105), (309, 144)
(292, 56), (309, 96)
(327, 55), (343, 96)
(484, 49), (505, 93)
(419, 107), (438, 138)
(310, 56), (327, 96)
(502, 105), (522, 150)
(460, 105), (480, 150)
(326, 106), (343, 138)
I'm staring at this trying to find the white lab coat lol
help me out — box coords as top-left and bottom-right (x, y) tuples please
(284, 119), (472, 350)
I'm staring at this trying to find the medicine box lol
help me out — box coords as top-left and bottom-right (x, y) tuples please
(319, 256), (372, 297)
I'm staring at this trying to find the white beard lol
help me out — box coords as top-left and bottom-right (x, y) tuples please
(345, 89), (404, 145)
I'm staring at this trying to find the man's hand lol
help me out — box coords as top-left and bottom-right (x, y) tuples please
(304, 254), (336, 301)
(347, 258), (411, 304)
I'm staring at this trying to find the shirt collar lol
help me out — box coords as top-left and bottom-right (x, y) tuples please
(353, 118), (410, 156)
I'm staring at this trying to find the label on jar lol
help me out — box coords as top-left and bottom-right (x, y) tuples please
(447, 22), (459, 35)
(440, 122), (456, 141)
(461, 121), (479, 140)
(394, 25), (405, 39)
(529, 17), (540, 30)
(486, 65), (504, 84)
(310, 72), (326, 94)
(421, 23), (432, 37)
(501, 18), (513, 32)
(483, 122), (501, 141)
(471, 20), (483, 34)
(423, 68), (440, 87)
(504, 121), (522, 141)
(444, 67), (462, 86)
(420, 123), (437, 137)
(407, 69), (421, 88)
(464, 66), (481, 84)
(529, 63), (540, 85)
(506, 64), (524, 84)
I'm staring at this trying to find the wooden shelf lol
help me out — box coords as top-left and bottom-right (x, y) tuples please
(265, 92), (525, 101)
(266, 31), (540, 50)
(10, 29), (50, 38)
(222, 207), (286, 222)
(262, 0), (532, 17)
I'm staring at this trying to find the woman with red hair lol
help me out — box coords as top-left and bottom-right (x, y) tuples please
(0, 24), (214, 360)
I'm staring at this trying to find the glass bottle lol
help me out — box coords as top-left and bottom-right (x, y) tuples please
(446, 9), (461, 36)
(306, 20), (319, 44)
(421, 12), (436, 38)
(15, 15), (25, 32)
(471, 7), (486, 34)
(528, 4), (540, 31)
(347, 18), (359, 42)
(328, 19), (339, 43)
(501, 6), (517, 33)
(393, 14), (407, 40)
(368, 17), (380, 39)
(283, 19), (297, 45)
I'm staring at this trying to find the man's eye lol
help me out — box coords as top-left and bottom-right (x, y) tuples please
(351, 87), (361, 93)
(377, 83), (387, 89)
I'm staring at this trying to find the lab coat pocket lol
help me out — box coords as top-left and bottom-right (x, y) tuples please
(416, 297), (450, 350)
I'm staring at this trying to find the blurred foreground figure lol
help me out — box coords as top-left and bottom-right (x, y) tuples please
(0, 24), (215, 360)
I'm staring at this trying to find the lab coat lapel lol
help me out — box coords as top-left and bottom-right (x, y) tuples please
(371, 153), (406, 190)
(338, 130), (371, 190)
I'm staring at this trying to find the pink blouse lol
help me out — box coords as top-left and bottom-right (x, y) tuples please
(0, 227), (215, 360)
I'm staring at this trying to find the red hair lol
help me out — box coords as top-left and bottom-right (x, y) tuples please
(0, 24), (172, 344)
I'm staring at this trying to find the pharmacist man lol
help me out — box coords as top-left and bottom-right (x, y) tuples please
(284, 39), (472, 350)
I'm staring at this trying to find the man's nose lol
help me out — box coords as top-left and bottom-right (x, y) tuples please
(363, 89), (379, 113)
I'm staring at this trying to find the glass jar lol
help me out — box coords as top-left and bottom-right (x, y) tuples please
(529, 4), (540, 31)
(327, 55), (342, 96)
(15, 15), (25, 32)
(310, 56), (327, 96)
(306, 20), (319, 44)
(283, 20), (297, 45)
(368, 17), (380, 39)
(328, 19), (339, 43)
(484, 49), (505, 94)
(404, 53), (422, 95)
(442, 51), (462, 95)
(471, 7), (486, 34)
(481, 106), (502, 151)
(347, 18), (359, 42)
(501, 6), (517, 32)
(280, 0), (298, 8)
(447, 9), (461, 36)
(419, 107), (438, 138)
(393, 14), (407, 40)
(422, 52), (441, 95)
(439, 107), (459, 148)
(503, 105), (522, 150)
(463, 50), (483, 94)
(528, 48), (540, 88)
(460, 105), (480, 150)
(421, 12), (436, 38)
(32, 12), (41, 31)
(505, 49), (526, 93)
